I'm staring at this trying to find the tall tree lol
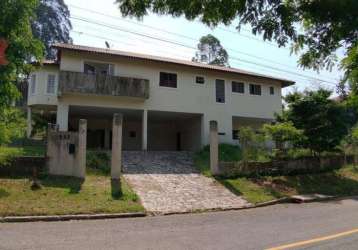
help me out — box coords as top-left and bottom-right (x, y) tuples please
(115, 0), (358, 84)
(0, 0), (43, 109)
(31, 0), (72, 59)
(192, 34), (229, 66)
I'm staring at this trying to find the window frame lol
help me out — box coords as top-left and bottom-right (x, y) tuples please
(249, 84), (262, 96)
(46, 74), (57, 95)
(159, 71), (178, 88)
(29, 74), (36, 96)
(269, 86), (275, 95)
(232, 81), (245, 94)
(195, 76), (205, 85)
(82, 60), (115, 76)
(215, 79), (226, 103)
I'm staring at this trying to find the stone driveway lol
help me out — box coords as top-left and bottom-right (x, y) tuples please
(123, 151), (250, 214)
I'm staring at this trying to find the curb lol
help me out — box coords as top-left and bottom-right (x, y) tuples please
(0, 212), (146, 223)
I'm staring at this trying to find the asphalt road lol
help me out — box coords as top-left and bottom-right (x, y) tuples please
(0, 198), (358, 250)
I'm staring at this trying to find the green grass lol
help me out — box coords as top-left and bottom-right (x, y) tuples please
(194, 147), (358, 204)
(0, 170), (144, 216)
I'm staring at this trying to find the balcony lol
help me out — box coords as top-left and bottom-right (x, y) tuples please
(58, 71), (149, 99)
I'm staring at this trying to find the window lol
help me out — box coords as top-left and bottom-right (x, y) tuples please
(129, 131), (136, 138)
(270, 86), (275, 95)
(216, 79), (225, 103)
(47, 74), (56, 94)
(159, 72), (177, 88)
(30, 74), (36, 95)
(249, 84), (261, 95)
(84, 61), (114, 75)
(232, 81), (245, 93)
(232, 130), (239, 140)
(196, 76), (205, 84)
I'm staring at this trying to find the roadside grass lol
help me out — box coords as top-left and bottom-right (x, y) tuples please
(194, 147), (358, 204)
(0, 169), (144, 216)
(0, 147), (144, 216)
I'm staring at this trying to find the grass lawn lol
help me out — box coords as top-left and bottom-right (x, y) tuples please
(194, 146), (358, 204)
(0, 169), (144, 216)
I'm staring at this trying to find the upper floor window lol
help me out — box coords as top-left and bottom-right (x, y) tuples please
(216, 79), (225, 103)
(270, 86), (275, 95)
(159, 72), (177, 88)
(232, 81), (245, 93)
(47, 74), (56, 94)
(30, 74), (36, 95)
(84, 61), (114, 75)
(196, 76), (205, 84)
(249, 84), (261, 95)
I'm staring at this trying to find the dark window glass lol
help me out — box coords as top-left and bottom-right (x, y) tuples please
(196, 76), (205, 84)
(129, 131), (136, 138)
(232, 81), (245, 93)
(160, 72), (177, 88)
(232, 130), (239, 140)
(249, 84), (261, 95)
(270, 86), (275, 95)
(216, 79), (225, 103)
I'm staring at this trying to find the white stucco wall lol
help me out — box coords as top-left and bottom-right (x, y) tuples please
(29, 50), (288, 147)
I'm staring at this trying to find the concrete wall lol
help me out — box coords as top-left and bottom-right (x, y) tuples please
(30, 50), (287, 147)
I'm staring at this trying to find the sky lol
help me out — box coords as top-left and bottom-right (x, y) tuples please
(65, 0), (343, 95)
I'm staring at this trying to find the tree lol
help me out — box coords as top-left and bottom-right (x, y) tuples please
(282, 88), (349, 155)
(31, 0), (72, 59)
(262, 122), (303, 157)
(192, 34), (229, 66)
(115, 0), (358, 84)
(0, 0), (43, 109)
(0, 107), (26, 145)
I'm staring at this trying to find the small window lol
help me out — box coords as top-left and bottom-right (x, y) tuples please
(196, 76), (205, 84)
(232, 81), (245, 93)
(249, 84), (261, 95)
(216, 79), (225, 103)
(232, 130), (239, 140)
(47, 74), (56, 94)
(159, 72), (177, 88)
(30, 74), (36, 95)
(270, 86), (275, 95)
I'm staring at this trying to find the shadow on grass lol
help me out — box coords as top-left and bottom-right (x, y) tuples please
(40, 175), (84, 194)
(111, 178), (123, 200)
(0, 188), (10, 198)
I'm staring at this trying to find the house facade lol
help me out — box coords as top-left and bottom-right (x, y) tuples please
(27, 43), (294, 151)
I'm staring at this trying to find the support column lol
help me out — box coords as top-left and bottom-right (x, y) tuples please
(56, 103), (69, 131)
(142, 109), (148, 151)
(210, 120), (220, 175)
(26, 107), (32, 138)
(111, 113), (123, 179)
(74, 119), (87, 179)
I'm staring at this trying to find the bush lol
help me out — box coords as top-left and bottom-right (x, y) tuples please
(86, 151), (111, 174)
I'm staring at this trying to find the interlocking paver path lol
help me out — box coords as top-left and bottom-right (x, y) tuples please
(123, 151), (250, 214)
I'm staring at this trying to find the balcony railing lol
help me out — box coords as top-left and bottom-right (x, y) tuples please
(59, 71), (149, 99)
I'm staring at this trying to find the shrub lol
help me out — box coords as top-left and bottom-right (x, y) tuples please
(86, 151), (111, 174)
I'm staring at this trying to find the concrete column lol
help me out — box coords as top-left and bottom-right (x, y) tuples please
(74, 119), (87, 178)
(104, 127), (111, 150)
(56, 103), (69, 131)
(142, 109), (148, 151)
(111, 113), (123, 179)
(26, 107), (32, 138)
(210, 120), (220, 175)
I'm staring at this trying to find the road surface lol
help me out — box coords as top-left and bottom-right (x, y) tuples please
(1, 198), (358, 250)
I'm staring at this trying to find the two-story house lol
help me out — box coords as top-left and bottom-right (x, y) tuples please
(27, 43), (294, 151)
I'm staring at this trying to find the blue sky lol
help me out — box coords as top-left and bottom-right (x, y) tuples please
(65, 0), (343, 95)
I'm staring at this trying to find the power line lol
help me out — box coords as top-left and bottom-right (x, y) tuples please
(70, 16), (338, 86)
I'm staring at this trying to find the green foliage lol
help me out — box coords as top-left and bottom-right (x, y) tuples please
(0, 108), (26, 145)
(262, 122), (303, 157)
(86, 151), (111, 175)
(239, 127), (266, 162)
(0, 146), (45, 166)
(0, 0), (43, 108)
(31, 0), (72, 59)
(192, 34), (229, 66)
(115, 0), (358, 84)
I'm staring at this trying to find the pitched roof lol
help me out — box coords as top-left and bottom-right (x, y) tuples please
(53, 43), (295, 87)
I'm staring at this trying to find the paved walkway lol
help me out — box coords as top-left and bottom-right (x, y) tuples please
(123, 151), (250, 214)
